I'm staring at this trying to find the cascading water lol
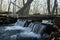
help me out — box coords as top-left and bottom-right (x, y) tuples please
(0, 19), (53, 40)
(32, 24), (46, 34)
(14, 19), (27, 26)
(27, 22), (35, 31)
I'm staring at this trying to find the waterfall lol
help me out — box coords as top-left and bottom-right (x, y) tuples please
(14, 19), (26, 27)
(28, 23), (48, 34)
(27, 23), (35, 31)
(32, 24), (39, 33)
(0, 19), (53, 40)
(27, 22), (46, 34)
(14, 19), (33, 27)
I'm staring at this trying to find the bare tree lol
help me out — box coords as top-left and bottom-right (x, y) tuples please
(16, 0), (33, 16)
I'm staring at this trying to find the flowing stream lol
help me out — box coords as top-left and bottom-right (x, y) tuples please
(0, 19), (53, 40)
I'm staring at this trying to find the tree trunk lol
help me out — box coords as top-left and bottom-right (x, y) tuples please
(47, 0), (51, 15)
(16, 0), (33, 16)
(51, 0), (57, 16)
(0, 0), (3, 11)
(23, 0), (25, 5)
(13, 0), (16, 17)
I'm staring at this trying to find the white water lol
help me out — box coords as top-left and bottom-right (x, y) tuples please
(19, 31), (41, 38)
(4, 19), (41, 38)
(0, 19), (52, 40)
(14, 19), (26, 26)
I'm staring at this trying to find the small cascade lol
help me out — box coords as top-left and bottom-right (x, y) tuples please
(32, 24), (46, 34)
(27, 23), (35, 31)
(27, 20), (53, 34)
(15, 20), (53, 35)
(0, 19), (54, 40)
(32, 24), (39, 33)
(14, 19), (33, 27)
(14, 19), (27, 27)
(27, 22), (46, 34)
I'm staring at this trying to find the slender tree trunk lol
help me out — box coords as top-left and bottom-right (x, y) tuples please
(23, 0), (25, 5)
(13, 0), (16, 17)
(8, 0), (11, 14)
(47, 0), (51, 15)
(0, 0), (2, 11)
(56, 1), (58, 16)
(51, 0), (57, 16)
